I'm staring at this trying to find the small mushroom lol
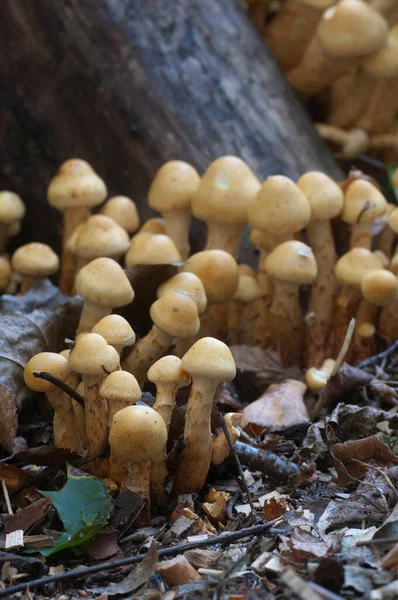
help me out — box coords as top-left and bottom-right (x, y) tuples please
(109, 405), (168, 521)
(174, 337), (236, 493)
(305, 358), (336, 392)
(47, 159), (107, 293)
(125, 233), (181, 267)
(211, 413), (242, 465)
(148, 161), (200, 260)
(11, 243), (59, 294)
(139, 217), (166, 235)
(227, 267), (264, 345)
(75, 257), (134, 336)
(341, 178), (387, 249)
(100, 196), (140, 234)
(92, 314), (136, 355)
(0, 192), (25, 253)
(0, 257), (12, 292)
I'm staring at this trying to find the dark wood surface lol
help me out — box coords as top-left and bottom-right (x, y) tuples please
(0, 0), (341, 260)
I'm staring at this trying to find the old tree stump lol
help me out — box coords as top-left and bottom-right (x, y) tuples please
(0, 0), (341, 256)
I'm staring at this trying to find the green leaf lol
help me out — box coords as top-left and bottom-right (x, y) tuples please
(37, 465), (113, 557)
(386, 164), (398, 202)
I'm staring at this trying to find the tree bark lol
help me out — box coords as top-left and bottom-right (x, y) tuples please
(0, 0), (341, 262)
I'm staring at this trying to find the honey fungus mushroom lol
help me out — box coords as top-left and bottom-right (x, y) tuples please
(125, 233), (181, 267)
(92, 314), (136, 355)
(100, 196), (140, 234)
(0, 191), (26, 253)
(11, 243), (59, 294)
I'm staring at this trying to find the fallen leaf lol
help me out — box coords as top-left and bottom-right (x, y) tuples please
(332, 436), (398, 484)
(87, 526), (123, 564)
(0, 386), (17, 452)
(0, 279), (70, 314)
(0, 464), (30, 491)
(295, 423), (328, 463)
(380, 543), (398, 570)
(369, 380), (398, 406)
(328, 404), (398, 442)
(183, 549), (222, 569)
(5, 497), (51, 534)
(202, 489), (230, 524)
(0, 550), (46, 576)
(263, 495), (288, 521)
(242, 380), (308, 432)
(322, 363), (372, 408)
(110, 490), (146, 535)
(14, 445), (81, 466)
(343, 565), (393, 595)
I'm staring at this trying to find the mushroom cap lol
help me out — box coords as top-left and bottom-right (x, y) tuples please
(361, 270), (398, 306)
(72, 214), (130, 259)
(363, 25), (398, 79)
(248, 175), (311, 234)
(100, 196), (140, 233)
(238, 264), (256, 278)
(148, 161), (200, 212)
(182, 250), (239, 304)
(388, 207), (398, 234)
(150, 291), (200, 339)
(76, 257), (134, 308)
(8, 220), (21, 238)
(68, 333), (120, 376)
(233, 274), (264, 303)
(147, 355), (191, 387)
(11, 243), (59, 277)
(125, 233), (181, 267)
(334, 248), (383, 288)
(157, 272), (207, 315)
(100, 370), (141, 403)
(109, 405), (168, 462)
(191, 156), (261, 224)
(249, 227), (271, 249)
(373, 250), (389, 269)
(0, 257), (12, 291)
(297, 171), (344, 221)
(47, 159), (107, 210)
(264, 241), (317, 285)
(92, 314), (136, 348)
(341, 179), (387, 224)
(139, 217), (166, 235)
(24, 352), (69, 392)
(318, 0), (388, 60)
(181, 337), (236, 383)
(0, 192), (26, 223)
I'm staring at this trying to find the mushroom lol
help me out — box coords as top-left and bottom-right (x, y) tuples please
(263, 241), (317, 361)
(227, 267), (264, 345)
(125, 233), (181, 267)
(75, 257), (134, 336)
(305, 358), (336, 392)
(109, 405), (168, 520)
(47, 159), (107, 294)
(0, 192), (25, 253)
(11, 243), (59, 294)
(211, 413), (242, 465)
(386, 206), (398, 269)
(122, 291), (200, 386)
(377, 203), (396, 259)
(315, 124), (369, 159)
(191, 156), (261, 257)
(59, 348), (87, 451)
(139, 217), (166, 235)
(69, 333), (120, 477)
(174, 337), (236, 493)
(341, 179), (387, 249)
(100, 196), (140, 234)
(297, 172), (344, 368)
(265, 0), (336, 72)
(0, 257), (12, 292)
(24, 352), (84, 452)
(148, 161), (200, 260)
(147, 356), (191, 501)
(92, 314), (136, 355)
(287, 0), (388, 99)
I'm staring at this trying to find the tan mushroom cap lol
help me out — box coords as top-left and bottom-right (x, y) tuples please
(24, 352), (69, 393)
(125, 233), (181, 267)
(341, 179), (387, 224)
(11, 243), (59, 277)
(249, 227), (270, 248)
(147, 355), (191, 386)
(139, 217), (166, 235)
(233, 274), (264, 303)
(109, 405), (168, 462)
(100, 370), (141, 404)
(0, 257), (12, 291)
(388, 207), (398, 234)
(76, 257), (134, 308)
(297, 171), (344, 221)
(191, 156), (261, 224)
(264, 241), (317, 285)
(59, 349), (71, 359)
(47, 159), (107, 210)
(148, 161), (200, 212)
(72, 215), (130, 259)
(361, 270), (398, 305)
(363, 25), (398, 79)
(318, 0), (388, 60)
(181, 337), (236, 382)
(68, 333), (120, 376)
(334, 248), (383, 288)
(248, 175), (311, 234)
(389, 254), (398, 275)
(100, 196), (140, 233)
(238, 264), (256, 278)
(182, 250), (239, 304)
(92, 315), (136, 348)
(0, 192), (26, 223)
(150, 291), (200, 339)
(373, 250), (389, 269)
(156, 272), (207, 315)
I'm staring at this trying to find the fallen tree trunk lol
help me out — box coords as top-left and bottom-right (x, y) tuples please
(0, 0), (341, 259)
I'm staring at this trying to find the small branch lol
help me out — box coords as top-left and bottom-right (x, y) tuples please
(280, 567), (324, 600)
(1, 479), (13, 515)
(356, 340), (398, 369)
(223, 313), (260, 344)
(33, 371), (84, 407)
(234, 441), (299, 482)
(356, 536), (398, 547)
(0, 520), (282, 597)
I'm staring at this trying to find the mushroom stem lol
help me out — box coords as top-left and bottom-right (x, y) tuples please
(379, 298), (398, 343)
(316, 123), (369, 158)
(122, 461), (151, 522)
(331, 287), (361, 356)
(204, 222), (243, 257)
(352, 299), (378, 362)
(163, 210), (191, 262)
(305, 219), (338, 367)
(19, 275), (43, 294)
(82, 374), (109, 478)
(356, 78), (398, 135)
(350, 221), (374, 250)
(207, 303), (229, 341)
(122, 327), (172, 386)
(174, 377), (217, 493)
(268, 280), (300, 341)
(305, 358), (336, 391)
(47, 389), (84, 453)
(61, 206), (90, 295)
(211, 413), (242, 465)
(327, 69), (374, 128)
(76, 302), (112, 337)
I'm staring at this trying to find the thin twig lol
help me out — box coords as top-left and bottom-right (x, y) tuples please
(356, 340), (398, 369)
(223, 313), (260, 344)
(33, 371), (84, 407)
(219, 413), (255, 512)
(0, 520), (282, 597)
(1, 479), (13, 515)
(356, 536), (398, 547)
(349, 459), (398, 499)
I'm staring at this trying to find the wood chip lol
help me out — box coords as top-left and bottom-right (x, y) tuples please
(157, 555), (201, 586)
(5, 529), (23, 550)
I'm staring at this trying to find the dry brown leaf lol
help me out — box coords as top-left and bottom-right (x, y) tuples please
(380, 543), (398, 570)
(0, 464), (30, 491)
(5, 497), (51, 534)
(332, 435), (398, 484)
(87, 526), (123, 564)
(263, 495), (288, 521)
(202, 488), (230, 524)
(242, 379), (308, 432)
